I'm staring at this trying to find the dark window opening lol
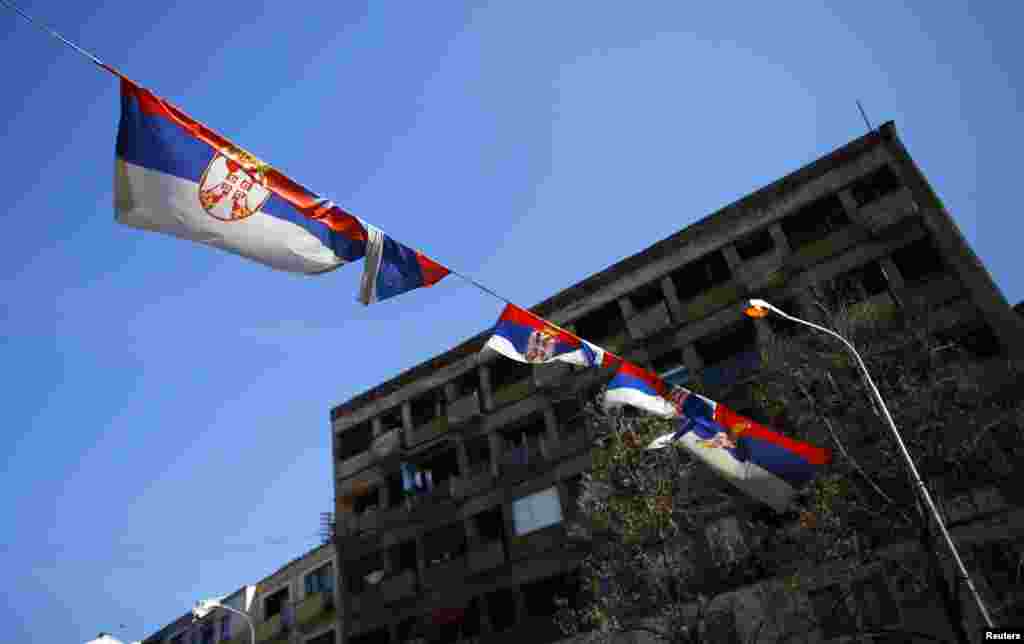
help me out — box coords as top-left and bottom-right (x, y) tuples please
(891, 236), (946, 285)
(353, 487), (381, 515)
(379, 407), (404, 434)
(734, 229), (775, 261)
(394, 539), (418, 573)
(821, 260), (890, 309)
(651, 348), (689, 386)
(938, 321), (1002, 358)
(338, 422), (373, 461)
(849, 165), (903, 208)
(411, 390), (446, 427)
(348, 551), (386, 594)
(423, 521), (468, 566)
(387, 472), (404, 508)
(415, 446), (461, 487)
(670, 251), (732, 302)
(264, 587), (289, 619)
(486, 588), (519, 632)
(572, 301), (627, 345)
(501, 416), (547, 463)
(695, 319), (758, 366)
(349, 628), (389, 644)
(451, 370), (480, 399)
(781, 194), (850, 249)
(474, 506), (506, 543)
(489, 358), (532, 390)
(522, 573), (579, 618)
(464, 435), (492, 476)
(628, 280), (665, 312)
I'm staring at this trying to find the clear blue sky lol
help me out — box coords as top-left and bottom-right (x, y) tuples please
(1, 2), (1021, 642)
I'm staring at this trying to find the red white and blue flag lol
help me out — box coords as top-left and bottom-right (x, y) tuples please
(484, 304), (612, 367)
(604, 358), (831, 510)
(114, 79), (449, 297)
(357, 220), (450, 305)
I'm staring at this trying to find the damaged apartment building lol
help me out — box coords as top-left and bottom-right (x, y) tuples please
(329, 121), (1024, 644)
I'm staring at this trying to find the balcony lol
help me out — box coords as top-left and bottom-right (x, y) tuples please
(626, 301), (672, 340)
(679, 282), (745, 324)
(408, 415), (449, 447)
(734, 249), (787, 292)
(295, 592), (334, 631)
(508, 524), (565, 561)
(534, 361), (572, 390)
(490, 378), (533, 409)
(452, 469), (493, 499)
(467, 538), (506, 574)
(856, 188), (917, 234)
(422, 554), (468, 588)
(337, 429), (404, 480)
(255, 613), (288, 642)
(407, 480), (457, 522)
(499, 445), (546, 485)
(785, 226), (867, 271)
(448, 391), (482, 427)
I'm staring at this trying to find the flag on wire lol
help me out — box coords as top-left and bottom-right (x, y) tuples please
(115, 79), (367, 273)
(603, 358), (831, 510)
(484, 304), (611, 367)
(358, 220), (449, 305)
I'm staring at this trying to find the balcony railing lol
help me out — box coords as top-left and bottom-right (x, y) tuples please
(785, 226), (866, 271)
(679, 282), (745, 324)
(626, 301), (672, 340)
(467, 538), (505, 574)
(255, 612), (287, 642)
(295, 592), (334, 630)
(490, 378), (532, 408)
(408, 415), (449, 447)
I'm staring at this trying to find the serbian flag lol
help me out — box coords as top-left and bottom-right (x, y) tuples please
(484, 304), (612, 367)
(648, 398), (832, 511)
(115, 79), (368, 274)
(603, 360), (712, 418)
(358, 220), (449, 304)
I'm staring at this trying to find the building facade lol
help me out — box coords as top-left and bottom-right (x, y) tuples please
(142, 543), (339, 644)
(328, 121), (1024, 643)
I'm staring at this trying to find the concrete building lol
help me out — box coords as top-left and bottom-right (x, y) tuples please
(142, 543), (339, 644)
(329, 120), (1024, 643)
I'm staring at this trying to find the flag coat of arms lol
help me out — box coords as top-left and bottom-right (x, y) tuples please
(115, 79), (369, 274)
(484, 304), (610, 367)
(648, 394), (832, 511)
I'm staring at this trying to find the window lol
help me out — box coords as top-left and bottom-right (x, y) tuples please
(512, 487), (563, 536)
(219, 615), (230, 642)
(670, 251), (732, 302)
(378, 407), (403, 434)
(451, 369), (479, 399)
(394, 539), (418, 574)
(264, 587), (289, 619)
(501, 417), (547, 466)
(849, 165), (903, 208)
(486, 588), (519, 632)
(820, 260), (890, 308)
(891, 236), (946, 285)
(572, 301), (627, 346)
(413, 445), (460, 488)
(353, 487), (380, 514)
(489, 357), (532, 390)
(781, 194), (850, 249)
(337, 422), (373, 461)
(304, 562), (335, 596)
(651, 348), (689, 386)
(423, 521), (467, 566)
(474, 506), (505, 543)
(464, 435), (492, 476)
(734, 229), (775, 260)
(628, 280), (665, 312)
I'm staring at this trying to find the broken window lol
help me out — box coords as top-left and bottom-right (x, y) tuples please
(572, 301), (627, 346)
(891, 236), (946, 285)
(337, 421), (373, 461)
(781, 194), (850, 249)
(849, 165), (903, 208)
(670, 250), (732, 302)
(628, 279), (665, 312)
(734, 228), (775, 261)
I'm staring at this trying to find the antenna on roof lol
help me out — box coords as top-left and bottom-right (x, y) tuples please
(856, 100), (874, 133)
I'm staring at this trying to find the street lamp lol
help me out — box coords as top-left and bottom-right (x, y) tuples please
(743, 298), (994, 628)
(193, 597), (255, 644)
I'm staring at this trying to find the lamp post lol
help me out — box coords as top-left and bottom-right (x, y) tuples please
(743, 298), (994, 628)
(193, 597), (256, 644)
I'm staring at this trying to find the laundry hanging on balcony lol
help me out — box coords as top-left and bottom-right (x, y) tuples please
(401, 462), (434, 494)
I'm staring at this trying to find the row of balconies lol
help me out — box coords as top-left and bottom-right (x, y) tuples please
(218, 591), (334, 644)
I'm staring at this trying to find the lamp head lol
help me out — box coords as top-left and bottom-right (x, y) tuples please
(744, 298), (774, 319)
